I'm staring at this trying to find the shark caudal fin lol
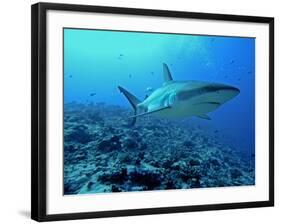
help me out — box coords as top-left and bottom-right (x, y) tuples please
(118, 86), (141, 126)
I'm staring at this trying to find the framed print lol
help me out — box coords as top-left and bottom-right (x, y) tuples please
(31, 2), (274, 222)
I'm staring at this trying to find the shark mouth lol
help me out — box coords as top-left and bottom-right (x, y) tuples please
(193, 102), (221, 106)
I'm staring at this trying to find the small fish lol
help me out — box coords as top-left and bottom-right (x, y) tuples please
(146, 87), (154, 93)
(89, 93), (96, 97)
(151, 72), (154, 75)
(247, 71), (252, 74)
(230, 60), (235, 64)
(214, 130), (219, 133)
(129, 74), (132, 78)
(211, 38), (215, 42)
(69, 75), (73, 78)
(118, 54), (124, 59)
(117, 54), (124, 60)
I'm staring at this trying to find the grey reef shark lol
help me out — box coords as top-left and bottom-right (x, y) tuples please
(118, 63), (240, 125)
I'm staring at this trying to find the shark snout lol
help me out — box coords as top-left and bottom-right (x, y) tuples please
(177, 83), (240, 102)
(214, 83), (239, 92)
(176, 83), (240, 108)
(209, 83), (240, 103)
(216, 84), (239, 95)
(216, 84), (240, 93)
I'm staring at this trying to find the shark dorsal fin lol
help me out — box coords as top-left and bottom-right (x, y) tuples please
(163, 63), (173, 84)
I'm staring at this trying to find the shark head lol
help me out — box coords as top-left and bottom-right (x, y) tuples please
(118, 63), (240, 124)
(137, 81), (240, 119)
(167, 81), (240, 117)
(176, 82), (240, 107)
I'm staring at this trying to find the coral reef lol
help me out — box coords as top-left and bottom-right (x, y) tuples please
(63, 102), (255, 195)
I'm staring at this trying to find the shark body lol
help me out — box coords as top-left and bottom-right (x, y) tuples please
(118, 63), (240, 125)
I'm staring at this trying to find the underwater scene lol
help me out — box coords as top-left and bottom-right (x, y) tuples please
(63, 28), (255, 195)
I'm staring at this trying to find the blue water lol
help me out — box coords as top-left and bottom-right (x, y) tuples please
(64, 28), (255, 156)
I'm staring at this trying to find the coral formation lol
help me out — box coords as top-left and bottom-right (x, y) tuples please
(64, 102), (255, 195)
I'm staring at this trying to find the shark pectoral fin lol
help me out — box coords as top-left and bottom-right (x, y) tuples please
(197, 114), (211, 120)
(129, 106), (171, 118)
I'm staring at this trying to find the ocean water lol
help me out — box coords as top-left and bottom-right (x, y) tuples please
(63, 28), (255, 194)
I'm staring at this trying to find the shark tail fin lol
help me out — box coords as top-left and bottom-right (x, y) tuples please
(118, 86), (141, 126)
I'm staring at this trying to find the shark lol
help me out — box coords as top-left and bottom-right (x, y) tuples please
(118, 63), (240, 125)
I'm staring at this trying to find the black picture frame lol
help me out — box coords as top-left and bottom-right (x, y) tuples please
(31, 2), (274, 222)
